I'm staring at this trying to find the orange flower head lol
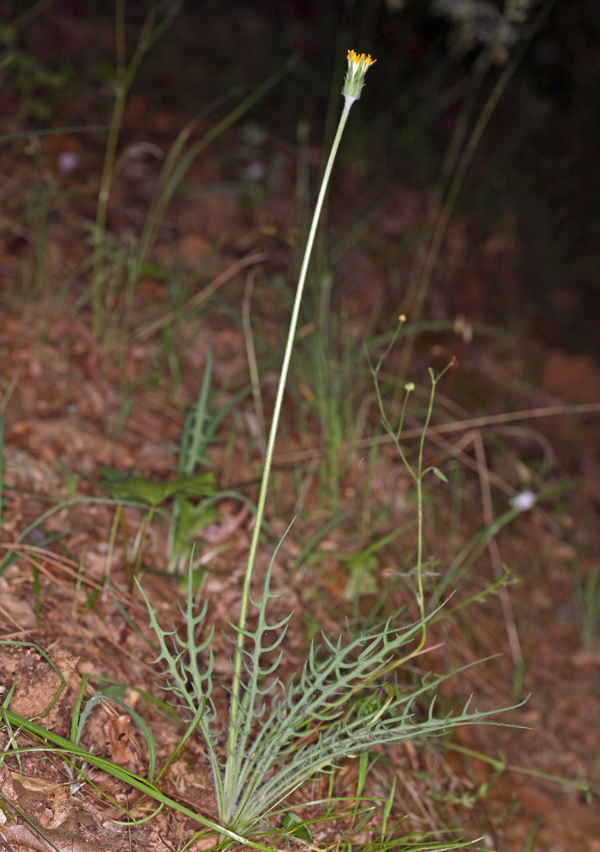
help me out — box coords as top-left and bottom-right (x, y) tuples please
(343, 49), (376, 102)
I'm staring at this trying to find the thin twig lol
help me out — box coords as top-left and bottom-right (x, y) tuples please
(275, 402), (600, 463)
(133, 252), (268, 340)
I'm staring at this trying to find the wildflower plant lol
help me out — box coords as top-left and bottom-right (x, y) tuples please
(136, 50), (515, 844)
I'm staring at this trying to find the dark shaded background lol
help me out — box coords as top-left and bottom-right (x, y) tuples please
(2, 0), (600, 352)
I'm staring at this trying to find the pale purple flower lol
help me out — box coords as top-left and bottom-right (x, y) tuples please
(246, 160), (267, 181)
(57, 151), (80, 173)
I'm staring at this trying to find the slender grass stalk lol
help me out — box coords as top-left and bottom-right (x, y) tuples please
(92, 0), (128, 323)
(369, 318), (456, 651)
(92, 0), (182, 334)
(229, 51), (377, 749)
(400, 0), (558, 379)
(572, 559), (600, 647)
(127, 56), (298, 303)
(448, 742), (600, 800)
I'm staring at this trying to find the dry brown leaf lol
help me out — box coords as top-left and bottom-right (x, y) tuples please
(103, 714), (141, 771)
(0, 765), (106, 852)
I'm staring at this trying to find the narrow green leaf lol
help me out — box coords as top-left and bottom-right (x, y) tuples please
(102, 473), (216, 506)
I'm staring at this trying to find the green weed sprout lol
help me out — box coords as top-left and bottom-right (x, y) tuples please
(137, 50), (515, 844)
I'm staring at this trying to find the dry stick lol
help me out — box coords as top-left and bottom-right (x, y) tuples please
(133, 251), (268, 341)
(472, 429), (523, 667)
(495, 424), (555, 478)
(0, 628), (46, 640)
(0, 603), (29, 634)
(275, 402), (600, 463)
(0, 544), (143, 611)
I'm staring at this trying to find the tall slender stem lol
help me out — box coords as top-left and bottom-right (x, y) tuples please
(224, 52), (376, 809)
(229, 97), (353, 736)
(399, 0), (558, 379)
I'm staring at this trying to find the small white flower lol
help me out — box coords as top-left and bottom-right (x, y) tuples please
(509, 490), (537, 512)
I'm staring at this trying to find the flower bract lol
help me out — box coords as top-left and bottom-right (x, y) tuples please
(343, 49), (376, 102)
